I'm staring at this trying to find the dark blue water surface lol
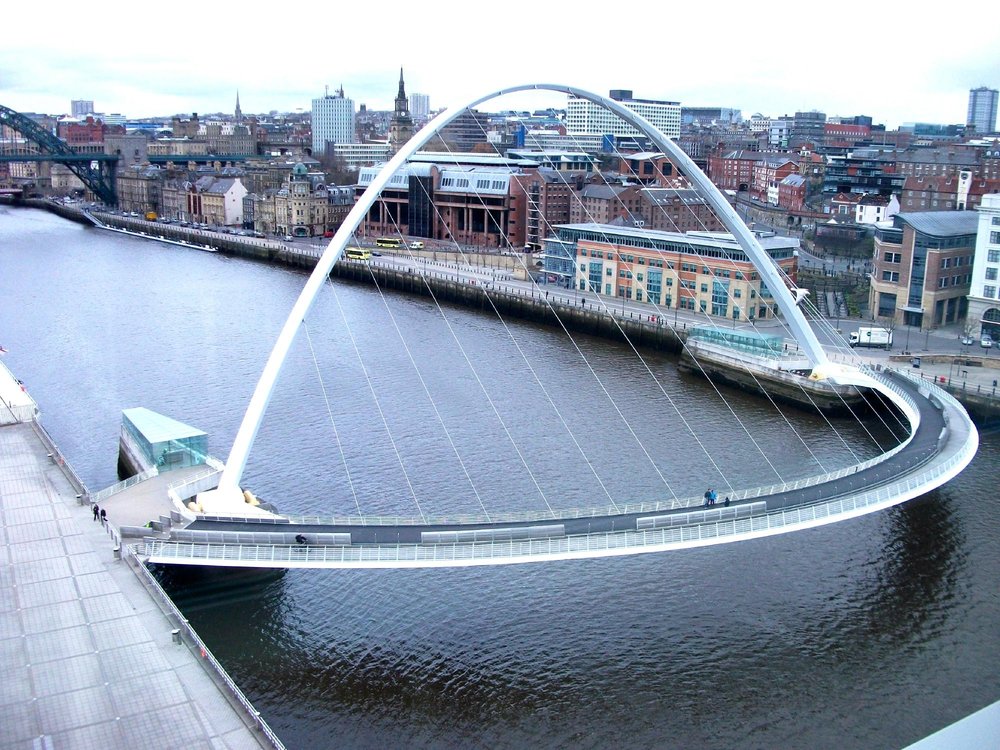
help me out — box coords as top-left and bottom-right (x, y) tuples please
(2, 206), (998, 749)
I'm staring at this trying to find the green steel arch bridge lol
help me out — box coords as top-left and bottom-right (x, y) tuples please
(0, 104), (118, 205)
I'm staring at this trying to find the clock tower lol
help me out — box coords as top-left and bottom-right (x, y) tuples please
(388, 68), (415, 154)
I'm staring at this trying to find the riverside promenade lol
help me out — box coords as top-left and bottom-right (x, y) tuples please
(0, 360), (276, 749)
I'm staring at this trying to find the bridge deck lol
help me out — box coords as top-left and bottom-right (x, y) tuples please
(138, 366), (977, 568)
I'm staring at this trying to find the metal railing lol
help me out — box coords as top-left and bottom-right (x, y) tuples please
(140, 431), (975, 568)
(90, 466), (159, 505)
(120, 543), (287, 749)
(139, 364), (979, 568)
(29, 419), (90, 501)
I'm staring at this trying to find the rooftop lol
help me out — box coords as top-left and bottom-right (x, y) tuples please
(894, 211), (981, 237)
(122, 407), (206, 443)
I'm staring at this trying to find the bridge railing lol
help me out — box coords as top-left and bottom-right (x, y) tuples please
(139, 429), (974, 567)
(90, 466), (159, 506)
(118, 543), (287, 748)
(166, 465), (224, 509)
(140, 365), (980, 568)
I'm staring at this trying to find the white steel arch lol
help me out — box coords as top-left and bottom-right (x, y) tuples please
(208, 84), (833, 508)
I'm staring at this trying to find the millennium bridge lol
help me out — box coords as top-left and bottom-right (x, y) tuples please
(124, 84), (976, 568)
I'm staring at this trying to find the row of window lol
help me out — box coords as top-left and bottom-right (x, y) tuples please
(938, 274), (972, 288)
(940, 255), (972, 269)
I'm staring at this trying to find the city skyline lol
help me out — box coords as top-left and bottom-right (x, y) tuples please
(2, 3), (998, 129)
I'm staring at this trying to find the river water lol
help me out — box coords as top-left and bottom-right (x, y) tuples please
(2, 206), (998, 749)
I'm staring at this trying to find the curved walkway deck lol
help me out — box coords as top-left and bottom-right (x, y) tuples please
(140, 365), (978, 568)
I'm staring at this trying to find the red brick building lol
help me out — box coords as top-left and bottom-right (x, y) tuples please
(901, 174), (1000, 212)
(823, 123), (871, 148)
(707, 150), (759, 191)
(57, 116), (122, 145)
(777, 174), (807, 211)
(617, 152), (683, 186)
(752, 155), (798, 201)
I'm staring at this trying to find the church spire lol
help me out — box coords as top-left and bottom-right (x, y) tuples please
(395, 68), (408, 117)
(235, 90), (242, 123)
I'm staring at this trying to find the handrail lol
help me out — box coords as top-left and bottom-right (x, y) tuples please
(28, 419), (90, 501)
(90, 466), (159, 505)
(120, 543), (287, 749)
(141, 428), (977, 568)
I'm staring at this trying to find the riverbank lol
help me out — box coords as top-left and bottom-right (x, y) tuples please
(17, 199), (997, 420)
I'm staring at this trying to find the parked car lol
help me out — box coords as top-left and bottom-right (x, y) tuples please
(410, 241), (424, 250)
(961, 335), (975, 346)
(981, 335), (993, 349)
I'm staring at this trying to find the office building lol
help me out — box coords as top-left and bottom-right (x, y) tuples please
(869, 211), (979, 329)
(544, 223), (797, 322)
(566, 90), (680, 141)
(967, 87), (998, 134)
(409, 92), (430, 119)
(311, 86), (355, 157)
(968, 193), (1000, 339)
(71, 100), (94, 117)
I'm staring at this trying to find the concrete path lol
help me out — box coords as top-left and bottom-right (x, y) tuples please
(0, 419), (272, 750)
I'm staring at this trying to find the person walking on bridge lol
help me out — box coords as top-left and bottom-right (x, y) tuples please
(92, 503), (100, 522)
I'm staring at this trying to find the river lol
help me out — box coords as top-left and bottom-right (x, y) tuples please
(2, 205), (998, 749)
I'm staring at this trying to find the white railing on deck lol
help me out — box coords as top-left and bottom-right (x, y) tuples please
(90, 466), (159, 505)
(140, 364), (979, 568)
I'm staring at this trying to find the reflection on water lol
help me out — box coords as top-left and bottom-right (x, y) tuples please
(3, 208), (999, 749)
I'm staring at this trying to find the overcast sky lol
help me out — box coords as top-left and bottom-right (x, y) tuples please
(2, 2), (998, 130)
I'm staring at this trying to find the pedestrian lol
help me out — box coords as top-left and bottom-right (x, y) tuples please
(704, 489), (711, 507)
(92, 503), (100, 521)
(100, 508), (107, 526)
(724, 496), (731, 507)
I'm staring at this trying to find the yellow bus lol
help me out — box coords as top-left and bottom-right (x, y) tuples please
(345, 247), (372, 261)
(375, 237), (403, 249)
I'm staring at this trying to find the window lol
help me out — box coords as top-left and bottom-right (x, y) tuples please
(992, 231), (1000, 244)
(700, 283), (709, 293)
(941, 257), (951, 269)
(882, 271), (900, 282)
(984, 285), (997, 299)
(883, 252), (902, 263)
(606, 268), (613, 276)
(986, 267), (998, 281)
(989, 249), (1000, 263)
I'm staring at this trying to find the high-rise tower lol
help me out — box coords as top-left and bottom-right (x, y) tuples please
(967, 86), (998, 134)
(311, 85), (356, 157)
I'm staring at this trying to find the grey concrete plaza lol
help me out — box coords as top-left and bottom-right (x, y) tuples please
(0, 419), (271, 750)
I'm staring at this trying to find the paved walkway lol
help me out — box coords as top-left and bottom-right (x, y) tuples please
(0, 418), (271, 749)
